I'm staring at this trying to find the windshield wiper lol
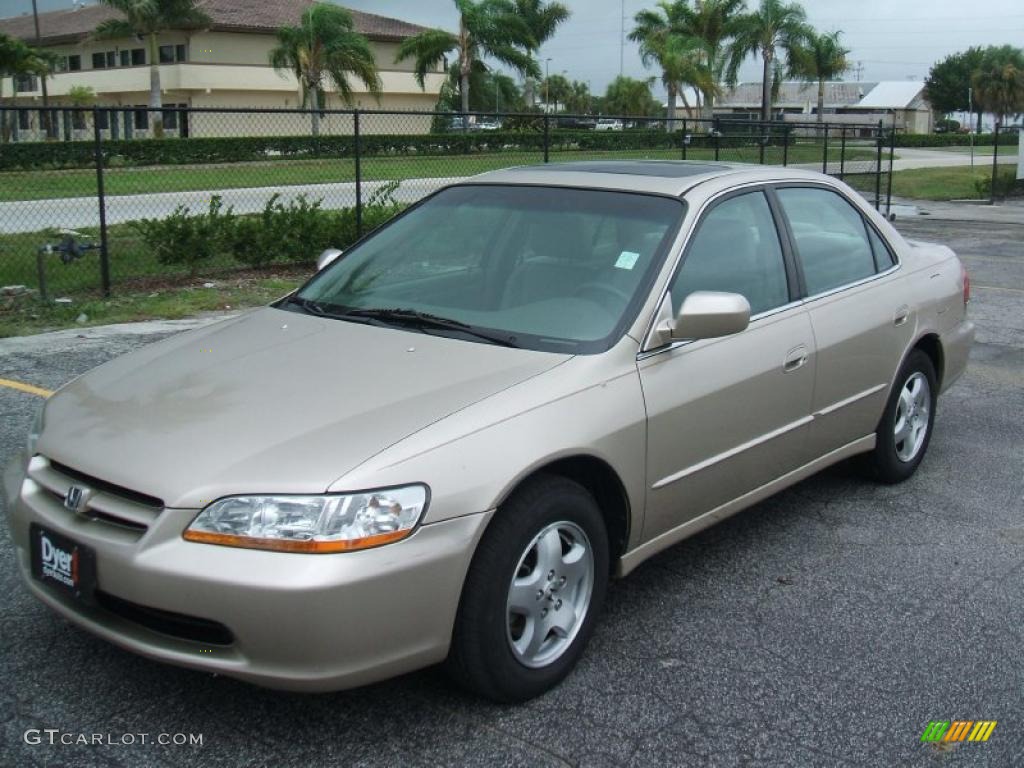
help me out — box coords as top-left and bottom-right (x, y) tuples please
(283, 296), (334, 317)
(341, 307), (520, 348)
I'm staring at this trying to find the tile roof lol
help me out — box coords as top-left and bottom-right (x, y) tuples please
(0, 1), (429, 45)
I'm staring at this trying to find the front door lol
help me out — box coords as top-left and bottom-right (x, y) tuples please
(638, 188), (816, 541)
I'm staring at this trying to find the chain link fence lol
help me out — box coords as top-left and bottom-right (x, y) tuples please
(0, 106), (895, 301)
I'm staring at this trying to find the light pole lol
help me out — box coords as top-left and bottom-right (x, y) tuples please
(544, 58), (552, 113)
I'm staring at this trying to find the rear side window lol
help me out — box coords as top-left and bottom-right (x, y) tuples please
(777, 187), (876, 295)
(670, 191), (790, 316)
(867, 225), (896, 270)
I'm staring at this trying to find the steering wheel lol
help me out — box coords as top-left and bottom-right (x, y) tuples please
(574, 281), (632, 307)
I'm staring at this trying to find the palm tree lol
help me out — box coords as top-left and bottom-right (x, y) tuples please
(397, 0), (539, 115)
(565, 80), (592, 114)
(604, 75), (657, 117)
(972, 45), (1024, 128)
(630, 2), (713, 131)
(541, 72), (571, 111)
(680, 0), (746, 118)
(95, 0), (210, 138)
(514, 0), (570, 104)
(788, 30), (849, 125)
(0, 33), (54, 141)
(67, 84), (97, 135)
(269, 3), (382, 137)
(727, 0), (810, 123)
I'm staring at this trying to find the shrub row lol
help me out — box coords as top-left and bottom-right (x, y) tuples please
(130, 182), (403, 275)
(0, 129), (707, 171)
(4, 126), (1013, 171)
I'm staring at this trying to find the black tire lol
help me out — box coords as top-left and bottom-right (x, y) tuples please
(446, 474), (609, 703)
(865, 349), (938, 483)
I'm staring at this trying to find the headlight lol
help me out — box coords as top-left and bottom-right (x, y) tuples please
(183, 485), (428, 553)
(27, 403), (44, 457)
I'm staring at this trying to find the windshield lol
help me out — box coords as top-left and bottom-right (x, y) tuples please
(290, 184), (685, 353)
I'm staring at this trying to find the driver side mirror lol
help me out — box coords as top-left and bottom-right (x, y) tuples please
(317, 247), (343, 271)
(658, 291), (750, 342)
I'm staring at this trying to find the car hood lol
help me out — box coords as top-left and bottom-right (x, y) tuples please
(37, 308), (570, 509)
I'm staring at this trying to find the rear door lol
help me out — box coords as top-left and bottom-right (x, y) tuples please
(638, 188), (817, 542)
(774, 185), (912, 457)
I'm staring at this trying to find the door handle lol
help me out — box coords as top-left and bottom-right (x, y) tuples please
(783, 345), (808, 373)
(893, 305), (910, 326)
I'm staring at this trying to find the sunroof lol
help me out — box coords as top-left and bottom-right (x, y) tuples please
(524, 160), (730, 178)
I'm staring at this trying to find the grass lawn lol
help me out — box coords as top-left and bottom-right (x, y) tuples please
(889, 165), (1018, 201)
(0, 273), (302, 338)
(0, 144), (882, 202)
(0, 221), (241, 297)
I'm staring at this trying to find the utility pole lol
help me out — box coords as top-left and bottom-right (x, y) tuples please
(619, 0), (625, 78)
(30, 0), (52, 139)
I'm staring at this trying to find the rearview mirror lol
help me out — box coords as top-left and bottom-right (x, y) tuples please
(317, 248), (343, 271)
(661, 291), (750, 342)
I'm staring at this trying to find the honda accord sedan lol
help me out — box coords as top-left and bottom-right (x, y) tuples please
(3, 161), (973, 702)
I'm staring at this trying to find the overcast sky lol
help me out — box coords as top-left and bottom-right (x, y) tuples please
(4, 0), (1023, 97)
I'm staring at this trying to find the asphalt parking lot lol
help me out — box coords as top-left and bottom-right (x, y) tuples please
(1, 211), (1022, 767)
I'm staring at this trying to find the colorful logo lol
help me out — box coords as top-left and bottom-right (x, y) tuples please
(921, 721), (997, 743)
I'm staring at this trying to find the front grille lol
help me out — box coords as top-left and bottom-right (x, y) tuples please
(29, 457), (163, 535)
(95, 590), (234, 646)
(49, 461), (164, 509)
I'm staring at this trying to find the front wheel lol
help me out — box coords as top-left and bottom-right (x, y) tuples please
(865, 350), (938, 483)
(446, 475), (609, 702)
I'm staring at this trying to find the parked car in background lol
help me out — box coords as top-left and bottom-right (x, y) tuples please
(557, 117), (597, 130)
(6, 161), (972, 704)
(476, 120), (501, 131)
(595, 118), (624, 131)
(445, 116), (476, 132)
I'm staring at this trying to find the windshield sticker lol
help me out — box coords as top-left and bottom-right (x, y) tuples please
(614, 251), (640, 270)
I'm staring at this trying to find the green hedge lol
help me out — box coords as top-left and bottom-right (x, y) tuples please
(0, 129), (702, 171)
(5, 126), (1012, 171)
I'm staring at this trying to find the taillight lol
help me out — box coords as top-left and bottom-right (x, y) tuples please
(961, 264), (970, 306)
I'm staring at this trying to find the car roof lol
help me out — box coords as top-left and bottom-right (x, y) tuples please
(464, 160), (830, 198)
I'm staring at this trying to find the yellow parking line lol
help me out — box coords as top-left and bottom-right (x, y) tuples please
(0, 378), (53, 398)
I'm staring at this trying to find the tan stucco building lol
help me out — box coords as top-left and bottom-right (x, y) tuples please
(0, 0), (446, 137)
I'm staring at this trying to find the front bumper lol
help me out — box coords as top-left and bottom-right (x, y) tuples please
(3, 454), (491, 692)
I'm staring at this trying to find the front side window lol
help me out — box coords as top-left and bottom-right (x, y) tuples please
(669, 191), (790, 317)
(291, 185), (685, 353)
(159, 45), (175, 63)
(131, 48), (146, 66)
(777, 187), (877, 296)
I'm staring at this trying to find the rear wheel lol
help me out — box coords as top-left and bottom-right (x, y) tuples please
(866, 350), (937, 483)
(446, 475), (609, 702)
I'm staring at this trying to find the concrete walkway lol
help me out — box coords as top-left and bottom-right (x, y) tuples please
(0, 148), (1018, 234)
(0, 176), (457, 234)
